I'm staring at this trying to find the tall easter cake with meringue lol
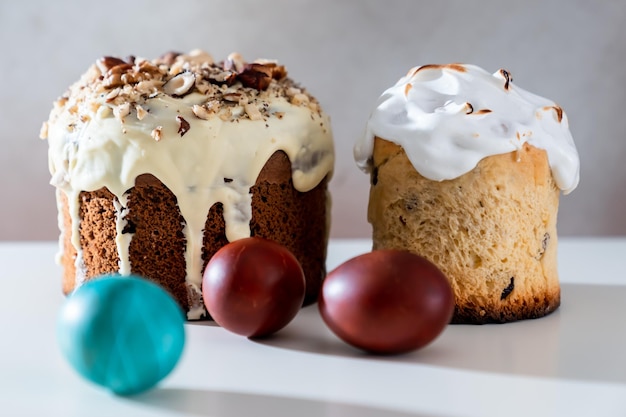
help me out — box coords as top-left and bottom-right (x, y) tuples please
(355, 64), (579, 324)
(42, 50), (334, 319)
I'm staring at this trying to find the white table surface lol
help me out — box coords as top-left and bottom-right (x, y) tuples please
(2, 238), (626, 417)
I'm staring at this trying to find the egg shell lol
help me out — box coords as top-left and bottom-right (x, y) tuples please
(203, 237), (305, 338)
(319, 250), (454, 354)
(57, 275), (185, 395)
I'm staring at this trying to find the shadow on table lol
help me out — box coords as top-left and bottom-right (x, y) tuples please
(254, 284), (626, 385)
(128, 387), (440, 417)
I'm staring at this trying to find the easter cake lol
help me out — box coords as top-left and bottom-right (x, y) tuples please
(355, 64), (580, 324)
(42, 50), (334, 319)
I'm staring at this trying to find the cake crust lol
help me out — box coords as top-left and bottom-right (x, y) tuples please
(60, 150), (329, 314)
(369, 137), (561, 324)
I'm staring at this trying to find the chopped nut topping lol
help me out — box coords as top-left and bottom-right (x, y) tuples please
(218, 108), (232, 121)
(551, 105), (563, 123)
(498, 69), (513, 90)
(195, 80), (215, 95)
(222, 92), (242, 102)
(97, 56), (127, 73)
(238, 95), (249, 106)
(151, 126), (163, 141)
(405, 83), (413, 97)
(414, 64), (467, 75)
(238, 64), (273, 90)
(291, 93), (309, 105)
(39, 122), (49, 139)
(269, 63), (287, 81)
(187, 49), (214, 66)
(105, 88), (121, 102)
(244, 103), (263, 120)
(44, 51), (324, 138)
(109, 63), (133, 75)
(56, 97), (69, 109)
(206, 100), (221, 113)
(135, 104), (148, 120)
(113, 102), (131, 121)
(177, 115), (190, 136)
(135, 79), (162, 97)
(163, 71), (196, 97)
(98, 105), (113, 119)
(224, 52), (245, 73)
(286, 87), (301, 98)
(121, 72), (138, 84)
(156, 51), (182, 66)
(204, 69), (236, 86)
(104, 73), (124, 89)
(192, 104), (211, 120)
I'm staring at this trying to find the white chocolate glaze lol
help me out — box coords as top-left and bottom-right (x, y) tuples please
(43, 52), (334, 319)
(355, 64), (579, 194)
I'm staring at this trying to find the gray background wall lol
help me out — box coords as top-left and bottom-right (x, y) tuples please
(2, 0), (624, 240)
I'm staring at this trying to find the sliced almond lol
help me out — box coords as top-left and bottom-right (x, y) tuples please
(244, 103), (263, 121)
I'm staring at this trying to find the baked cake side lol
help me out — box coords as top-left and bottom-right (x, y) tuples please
(369, 138), (560, 323)
(355, 64), (579, 324)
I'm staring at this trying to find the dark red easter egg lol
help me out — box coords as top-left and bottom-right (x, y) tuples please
(203, 237), (305, 338)
(319, 250), (454, 354)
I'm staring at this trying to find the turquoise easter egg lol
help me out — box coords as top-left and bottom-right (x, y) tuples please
(57, 274), (185, 396)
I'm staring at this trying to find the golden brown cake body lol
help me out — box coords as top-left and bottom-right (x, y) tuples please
(369, 138), (560, 323)
(356, 64), (579, 324)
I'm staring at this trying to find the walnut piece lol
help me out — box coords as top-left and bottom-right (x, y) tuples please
(97, 56), (127, 73)
(156, 51), (182, 66)
(238, 64), (273, 90)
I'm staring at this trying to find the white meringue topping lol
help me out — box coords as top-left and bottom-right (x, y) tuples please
(355, 64), (579, 194)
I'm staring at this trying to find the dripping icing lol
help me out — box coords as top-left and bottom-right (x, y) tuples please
(355, 63), (579, 194)
(44, 52), (335, 319)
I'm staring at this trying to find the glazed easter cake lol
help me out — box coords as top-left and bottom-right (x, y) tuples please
(42, 50), (334, 319)
(355, 64), (580, 324)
